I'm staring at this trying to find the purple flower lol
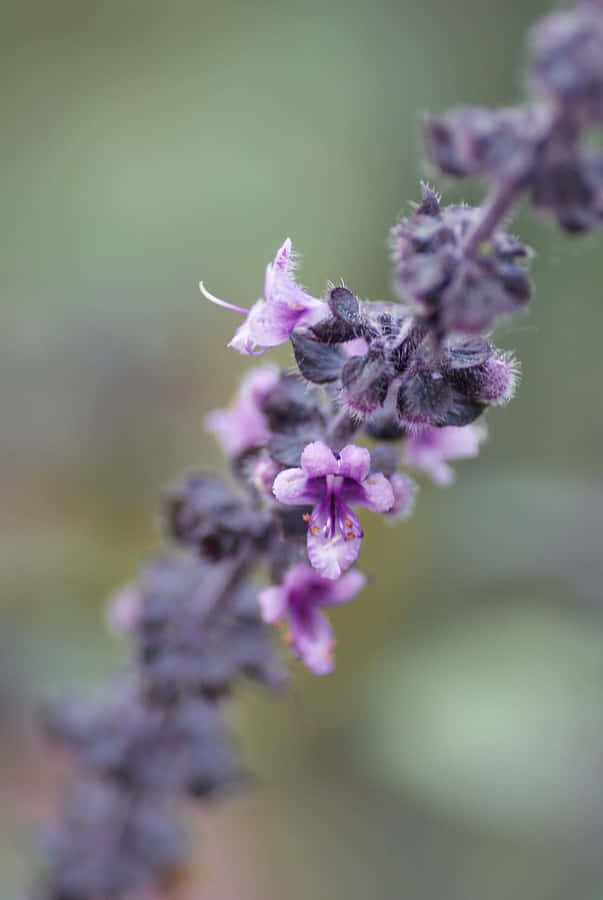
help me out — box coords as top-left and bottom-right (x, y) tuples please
(386, 472), (418, 519)
(201, 239), (328, 355)
(403, 423), (486, 485)
(259, 563), (366, 674)
(205, 365), (278, 458)
(272, 441), (394, 579)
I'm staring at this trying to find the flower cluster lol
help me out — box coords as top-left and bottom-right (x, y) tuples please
(37, 536), (284, 899)
(193, 0), (603, 680)
(34, 1), (603, 898)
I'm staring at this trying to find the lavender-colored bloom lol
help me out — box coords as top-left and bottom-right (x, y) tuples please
(272, 441), (394, 579)
(205, 365), (279, 458)
(259, 562), (366, 674)
(403, 423), (486, 485)
(201, 239), (328, 355)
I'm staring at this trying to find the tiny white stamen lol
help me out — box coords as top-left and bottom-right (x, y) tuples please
(199, 281), (249, 315)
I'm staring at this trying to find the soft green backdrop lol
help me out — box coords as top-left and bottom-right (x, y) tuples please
(2, 0), (603, 897)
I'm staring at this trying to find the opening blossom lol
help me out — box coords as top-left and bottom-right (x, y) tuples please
(272, 441), (395, 579)
(403, 423), (487, 485)
(201, 239), (328, 355)
(205, 365), (279, 458)
(259, 563), (367, 674)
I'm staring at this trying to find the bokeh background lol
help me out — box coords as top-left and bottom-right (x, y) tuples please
(3, 0), (603, 896)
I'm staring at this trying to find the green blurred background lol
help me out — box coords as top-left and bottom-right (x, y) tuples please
(3, 0), (603, 896)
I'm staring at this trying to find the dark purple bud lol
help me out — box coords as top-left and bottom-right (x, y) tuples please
(397, 367), (486, 428)
(290, 330), (347, 383)
(392, 200), (533, 336)
(329, 286), (363, 330)
(529, 8), (603, 125)
(445, 351), (517, 407)
(424, 106), (545, 180)
(311, 314), (358, 343)
(165, 474), (270, 560)
(446, 336), (493, 369)
(415, 182), (441, 217)
(260, 373), (325, 434)
(341, 351), (391, 416)
(442, 255), (531, 335)
(531, 146), (603, 233)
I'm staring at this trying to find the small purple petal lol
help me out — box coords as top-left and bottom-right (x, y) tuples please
(205, 366), (278, 457)
(404, 424), (486, 485)
(300, 441), (338, 477)
(290, 607), (335, 675)
(263, 562), (366, 673)
(476, 355), (519, 404)
(342, 472), (395, 513)
(337, 444), (371, 482)
(387, 473), (418, 519)
(272, 237), (293, 273)
(228, 316), (265, 356)
(258, 586), (287, 624)
(322, 568), (368, 606)
(272, 468), (324, 506)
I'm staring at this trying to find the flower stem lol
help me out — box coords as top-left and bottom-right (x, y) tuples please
(463, 179), (523, 256)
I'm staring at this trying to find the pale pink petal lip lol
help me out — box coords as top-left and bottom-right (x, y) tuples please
(306, 500), (363, 580)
